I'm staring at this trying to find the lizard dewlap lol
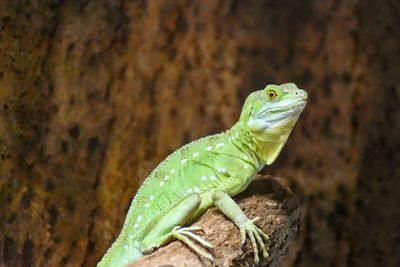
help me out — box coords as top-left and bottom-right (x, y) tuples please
(98, 83), (307, 266)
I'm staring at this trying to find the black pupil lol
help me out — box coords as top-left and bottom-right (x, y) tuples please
(269, 92), (274, 97)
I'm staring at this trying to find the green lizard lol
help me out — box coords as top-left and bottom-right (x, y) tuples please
(98, 83), (307, 266)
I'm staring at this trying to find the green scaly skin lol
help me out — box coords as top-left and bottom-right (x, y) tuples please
(98, 83), (307, 266)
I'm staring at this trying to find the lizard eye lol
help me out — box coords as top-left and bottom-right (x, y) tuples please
(266, 90), (277, 100)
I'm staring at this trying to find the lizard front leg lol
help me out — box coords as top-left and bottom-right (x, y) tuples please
(212, 189), (270, 264)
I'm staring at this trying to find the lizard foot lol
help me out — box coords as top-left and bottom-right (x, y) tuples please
(172, 226), (214, 261)
(239, 217), (270, 264)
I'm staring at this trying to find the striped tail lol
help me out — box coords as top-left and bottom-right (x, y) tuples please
(97, 239), (142, 267)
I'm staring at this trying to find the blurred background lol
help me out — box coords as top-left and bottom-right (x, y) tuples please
(1, 0), (399, 266)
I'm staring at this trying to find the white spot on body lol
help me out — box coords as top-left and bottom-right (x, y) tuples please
(216, 143), (224, 147)
(181, 159), (187, 164)
(201, 176), (207, 181)
(159, 181), (164, 186)
(187, 188), (193, 193)
(164, 175), (169, 180)
(134, 224), (138, 228)
(170, 169), (175, 174)
(210, 175), (216, 180)
(129, 234), (134, 239)
(193, 152), (199, 157)
(206, 146), (212, 151)
(137, 215), (142, 222)
(194, 187), (200, 193)
(218, 167), (226, 173)
(149, 195), (154, 200)
(244, 164), (248, 169)
(144, 203), (150, 208)
(244, 155), (249, 160)
(124, 245), (128, 250)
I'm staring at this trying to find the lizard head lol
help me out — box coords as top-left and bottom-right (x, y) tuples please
(239, 83), (307, 165)
(245, 83), (307, 131)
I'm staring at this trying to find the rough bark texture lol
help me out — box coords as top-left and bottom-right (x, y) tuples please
(130, 175), (299, 267)
(0, 1), (399, 267)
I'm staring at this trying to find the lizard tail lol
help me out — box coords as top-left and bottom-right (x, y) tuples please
(97, 240), (143, 267)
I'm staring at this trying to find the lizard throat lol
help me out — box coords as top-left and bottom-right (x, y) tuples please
(236, 116), (299, 166)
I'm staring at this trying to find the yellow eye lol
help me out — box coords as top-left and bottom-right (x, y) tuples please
(266, 90), (277, 100)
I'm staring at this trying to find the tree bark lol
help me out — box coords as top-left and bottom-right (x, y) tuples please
(130, 175), (300, 267)
(1, 1), (399, 267)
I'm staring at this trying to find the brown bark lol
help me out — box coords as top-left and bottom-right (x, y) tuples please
(130, 175), (299, 267)
(0, 1), (399, 267)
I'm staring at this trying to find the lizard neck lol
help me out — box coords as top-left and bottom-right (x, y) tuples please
(230, 117), (297, 166)
(228, 122), (264, 170)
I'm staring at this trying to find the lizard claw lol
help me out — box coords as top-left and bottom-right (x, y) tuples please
(239, 217), (270, 263)
(182, 225), (204, 233)
(173, 225), (204, 233)
(240, 228), (247, 246)
(172, 226), (214, 261)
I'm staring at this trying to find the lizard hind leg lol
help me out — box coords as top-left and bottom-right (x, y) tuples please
(140, 193), (214, 261)
(171, 225), (214, 261)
